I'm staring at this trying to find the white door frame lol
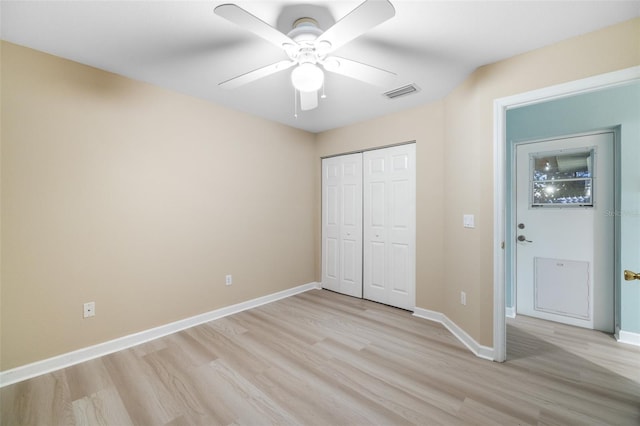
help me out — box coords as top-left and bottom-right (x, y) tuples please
(492, 66), (640, 362)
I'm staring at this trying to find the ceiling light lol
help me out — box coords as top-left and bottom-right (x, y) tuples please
(291, 63), (324, 92)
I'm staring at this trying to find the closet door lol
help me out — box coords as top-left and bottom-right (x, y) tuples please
(321, 154), (363, 298)
(363, 144), (416, 310)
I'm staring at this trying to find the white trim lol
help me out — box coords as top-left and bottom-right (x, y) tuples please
(0, 282), (321, 388)
(505, 307), (516, 318)
(616, 328), (640, 347)
(493, 66), (640, 363)
(413, 307), (494, 361)
(493, 93), (507, 361)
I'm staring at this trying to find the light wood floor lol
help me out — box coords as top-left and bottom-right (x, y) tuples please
(2, 289), (639, 425)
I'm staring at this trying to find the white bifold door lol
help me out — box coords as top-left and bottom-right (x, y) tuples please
(363, 144), (416, 310)
(322, 144), (416, 310)
(322, 153), (363, 298)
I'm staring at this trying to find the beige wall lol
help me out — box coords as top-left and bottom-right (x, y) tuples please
(315, 102), (446, 312)
(442, 17), (639, 347)
(2, 17), (638, 371)
(316, 18), (640, 347)
(0, 42), (316, 370)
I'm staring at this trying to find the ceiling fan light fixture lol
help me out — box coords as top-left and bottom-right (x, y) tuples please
(291, 63), (324, 92)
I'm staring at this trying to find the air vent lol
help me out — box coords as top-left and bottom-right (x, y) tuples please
(383, 84), (420, 99)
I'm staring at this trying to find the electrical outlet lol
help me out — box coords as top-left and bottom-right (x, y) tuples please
(83, 301), (95, 318)
(460, 291), (467, 306)
(225, 274), (233, 286)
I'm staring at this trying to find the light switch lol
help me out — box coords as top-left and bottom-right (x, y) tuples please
(463, 214), (475, 228)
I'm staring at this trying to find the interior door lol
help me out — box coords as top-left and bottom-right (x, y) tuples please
(515, 132), (614, 331)
(321, 154), (363, 298)
(363, 144), (416, 310)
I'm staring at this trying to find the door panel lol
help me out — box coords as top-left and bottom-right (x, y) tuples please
(326, 238), (338, 281)
(321, 154), (363, 298)
(370, 242), (385, 289)
(515, 132), (614, 331)
(391, 243), (409, 292)
(371, 183), (385, 227)
(392, 180), (410, 228)
(363, 144), (416, 310)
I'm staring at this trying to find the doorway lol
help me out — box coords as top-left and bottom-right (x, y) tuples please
(514, 132), (614, 332)
(493, 68), (640, 362)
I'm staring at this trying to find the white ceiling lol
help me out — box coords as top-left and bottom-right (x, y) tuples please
(2, 1), (639, 133)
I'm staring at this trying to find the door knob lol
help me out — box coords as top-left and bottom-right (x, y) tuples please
(624, 270), (640, 281)
(517, 235), (532, 243)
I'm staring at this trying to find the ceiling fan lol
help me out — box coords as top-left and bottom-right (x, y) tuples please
(214, 0), (398, 112)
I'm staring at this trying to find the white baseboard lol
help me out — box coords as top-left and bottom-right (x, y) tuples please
(616, 328), (640, 347)
(0, 282), (321, 388)
(413, 307), (495, 361)
(505, 306), (516, 318)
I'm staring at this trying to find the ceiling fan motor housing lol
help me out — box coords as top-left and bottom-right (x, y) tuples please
(285, 18), (331, 65)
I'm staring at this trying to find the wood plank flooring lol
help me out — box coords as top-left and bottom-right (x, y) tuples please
(2, 289), (639, 425)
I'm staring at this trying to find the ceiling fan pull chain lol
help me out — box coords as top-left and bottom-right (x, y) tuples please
(294, 88), (298, 119)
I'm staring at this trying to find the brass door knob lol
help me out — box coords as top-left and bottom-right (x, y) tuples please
(624, 270), (640, 281)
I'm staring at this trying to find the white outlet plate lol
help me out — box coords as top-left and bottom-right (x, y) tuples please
(460, 291), (467, 306)
(83, 301), (95, 318)
(225, 274), (232, 286)
(463, 214), (475, 228)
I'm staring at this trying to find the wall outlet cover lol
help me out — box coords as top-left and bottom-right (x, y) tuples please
(83, 301), (95, 318)
(463, 214), (475, 228)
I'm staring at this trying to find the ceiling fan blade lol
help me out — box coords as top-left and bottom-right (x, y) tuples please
(299, 90), (319, 111)
(214, 4), (295, 49)
(316, 0), (395, 53)
(220, 60), (295, 89)
(322, 56), (397, 87)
